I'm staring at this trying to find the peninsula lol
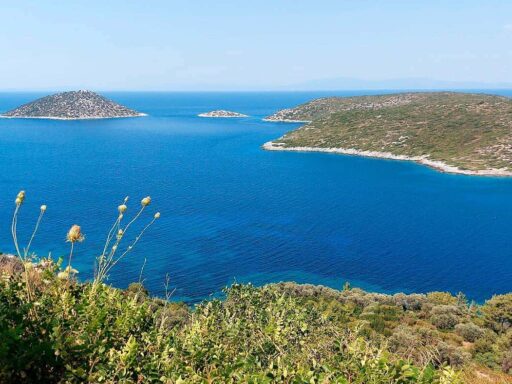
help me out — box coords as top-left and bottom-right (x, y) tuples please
(198, 110), (248, 118)
(263, 92), (512, 176)
(1, 90), (145, 120)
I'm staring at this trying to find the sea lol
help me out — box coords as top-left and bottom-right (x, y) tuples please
(0, 90), (511, 303)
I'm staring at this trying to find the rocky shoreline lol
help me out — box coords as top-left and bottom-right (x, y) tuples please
(263, 141), (512, 177)
(0, 113), (147, 121)
(262, 117), (311, 123)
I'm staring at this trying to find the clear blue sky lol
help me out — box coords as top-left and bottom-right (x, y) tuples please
(1, 1), (511, 90)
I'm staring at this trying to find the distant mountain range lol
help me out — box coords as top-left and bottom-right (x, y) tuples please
(286, 77), (512, 91)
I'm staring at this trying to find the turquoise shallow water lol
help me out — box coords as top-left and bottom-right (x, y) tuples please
(0, 90), (511, 303)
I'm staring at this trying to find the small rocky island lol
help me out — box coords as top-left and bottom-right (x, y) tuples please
(198, 110), (248, 118)
(1, 90), (145, 120)
(263, 92), (512, 176)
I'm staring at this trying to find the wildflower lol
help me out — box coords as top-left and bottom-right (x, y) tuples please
(23, 261), (34, 270)
(66, 225), (84, 243)
(154, 212), (161, 219)
(15, 190), (26, 205)
(118, 204), (127, 214)
(117, 229), (124, 240)
(40, 204), (47, 212)
(141, 196), (151, 207)
(64, 266), (79, 274)
(57, 271), (68, 280)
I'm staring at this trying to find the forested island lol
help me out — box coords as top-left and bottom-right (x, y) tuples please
(1, 90), (145, 120)
(264, 92), (512, 176)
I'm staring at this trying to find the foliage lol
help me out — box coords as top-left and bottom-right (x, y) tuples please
(268, 92), (512, 172)
(481, 294), (512, 333)
(454, 323), (484, 343)
(0, 268), (463, 383)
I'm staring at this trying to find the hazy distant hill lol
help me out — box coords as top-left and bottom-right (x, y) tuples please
(288, 77), (512, 91)
(1, 90), (145, 120)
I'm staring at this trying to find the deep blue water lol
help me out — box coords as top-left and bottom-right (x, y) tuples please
(1, 90), (512, 303)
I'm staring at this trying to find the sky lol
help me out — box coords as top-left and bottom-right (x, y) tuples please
(1, 0), (512, 91)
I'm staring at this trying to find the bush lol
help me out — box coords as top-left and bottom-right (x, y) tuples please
(393, 293), (426, 311)
(155, 302), (190, 331)
(432, 313), (459, 330)
(502, 351), (512, 374)
(427, 292), (457, 305)
(436, 342), (471, 367)
(473, 332), (497, 354)
(482, 294), (512, 333)
(473, 352), (500, 370)
(126, 282), (149, 297)
(0, 274), (462, 383)
(455, 323), (484, 342)
(431, 305), (461, 330)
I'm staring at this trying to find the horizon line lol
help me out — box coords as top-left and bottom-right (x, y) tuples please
(1, 87), (512, 93)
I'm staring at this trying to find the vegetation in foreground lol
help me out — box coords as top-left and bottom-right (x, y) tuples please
(266, 92), (512, 172)
(1, 191), (511, 383)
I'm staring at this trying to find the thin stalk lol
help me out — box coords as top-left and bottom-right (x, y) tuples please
(67, 242), (75, 288)
(117, 216), (156, 263)
(11, 205), (22, 259)
(11, 204), (37, 318)
(138, 257), (147, 284)
(25, 209), (45, 258)
(101, 215), (122, 260)
(95, 205), (146, 283)
(122, 205), (146, 236)
(102, 216), (156, 280)
(95, 215), (122, 281)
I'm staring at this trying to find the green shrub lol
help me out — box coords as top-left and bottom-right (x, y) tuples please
(454, 322), (484, 342)
(427, 292), (457, 306)
(473, 332), (497, 354)
(432, 313), (459, 330)
(0, 274), (463, 383)
(473, 352), (501, 370)
(482, 294), (512, 333)
(431, 305), (461, 330)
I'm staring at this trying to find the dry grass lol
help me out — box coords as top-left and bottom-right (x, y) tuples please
(0, 254), (23, 276)
(462, 364), (512, 384)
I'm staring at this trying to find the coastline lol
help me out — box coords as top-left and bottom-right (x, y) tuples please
(262, 118), (312, 123)
(263, 141), (512, 177)
(0, 113), (147, 120)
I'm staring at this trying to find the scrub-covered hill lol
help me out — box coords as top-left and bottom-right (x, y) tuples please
(264, 92), (512, 176)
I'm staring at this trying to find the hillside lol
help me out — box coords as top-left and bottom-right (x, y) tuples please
(3, 254), (512, 383)
(1, 90), (145, 120)
(263, 92), (512, 176)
